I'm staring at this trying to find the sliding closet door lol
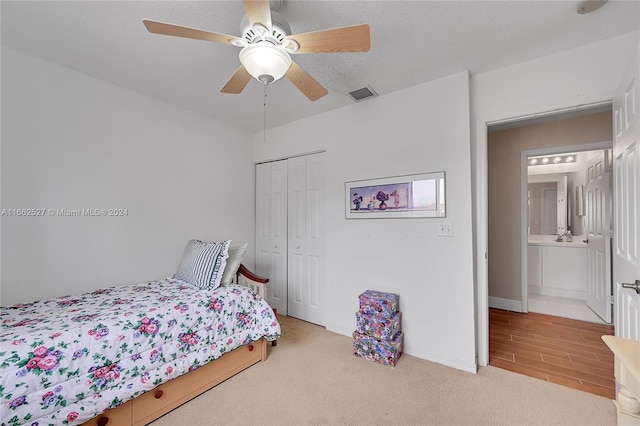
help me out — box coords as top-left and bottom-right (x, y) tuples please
(255, 160), (288, 314)
(287, 153), (325, 325)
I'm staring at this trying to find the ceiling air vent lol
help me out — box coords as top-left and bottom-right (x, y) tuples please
(348, 85), (378, 102)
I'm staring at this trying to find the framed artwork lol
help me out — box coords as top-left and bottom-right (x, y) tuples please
(345, 172), (446, 219)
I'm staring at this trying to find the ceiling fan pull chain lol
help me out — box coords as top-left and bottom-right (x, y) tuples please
(263, 82), (268, 144)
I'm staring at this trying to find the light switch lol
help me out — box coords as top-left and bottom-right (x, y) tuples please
(438, 223), (453, 237)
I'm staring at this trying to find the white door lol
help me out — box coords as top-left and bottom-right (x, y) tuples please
(255, 160), (288, 314)
(585, 151), (613, 323)
(613, 50), (640, 340)
(287, 153), (325, 325)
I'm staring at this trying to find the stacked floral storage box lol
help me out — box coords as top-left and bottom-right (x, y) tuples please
(352, 290), (403, 366)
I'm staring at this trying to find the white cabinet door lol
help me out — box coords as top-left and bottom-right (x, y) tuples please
(527, 245), (542, 288)
(542, 246), (588, 296)
(255, 160), (288, 314)
(287, 153), (325, 326)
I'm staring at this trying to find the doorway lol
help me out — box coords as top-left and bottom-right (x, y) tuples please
(485, 105), (616, 389)
(486, 105), (613, 320)
(524, 147), (613, 325)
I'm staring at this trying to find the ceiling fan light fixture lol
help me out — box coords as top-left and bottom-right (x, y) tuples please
(239, 44), (292, 84)
(577, 0), (608, 14)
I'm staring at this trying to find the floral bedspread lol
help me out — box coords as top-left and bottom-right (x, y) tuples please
(0, 279), (281, 426)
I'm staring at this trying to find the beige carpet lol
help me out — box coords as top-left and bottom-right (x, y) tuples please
(151, 315), (617, 425)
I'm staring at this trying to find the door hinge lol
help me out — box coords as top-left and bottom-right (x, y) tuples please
(609, 229), (614, 238)
(607, 295), (614, 305)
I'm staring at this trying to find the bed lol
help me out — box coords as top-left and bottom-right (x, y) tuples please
(1, 240), (281, 426)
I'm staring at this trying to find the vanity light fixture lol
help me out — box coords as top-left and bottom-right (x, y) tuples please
(529, 154), (578, 166)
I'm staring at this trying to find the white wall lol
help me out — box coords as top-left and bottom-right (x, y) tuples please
(1, 47), (255, 305)
(471, 30), (640, 366)
(255, 72), (477, 373)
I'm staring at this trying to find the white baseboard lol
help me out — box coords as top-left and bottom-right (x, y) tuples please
(328, 325), (477, 374)
(488, 297), (523, 312)
(528, 285), (587, 301)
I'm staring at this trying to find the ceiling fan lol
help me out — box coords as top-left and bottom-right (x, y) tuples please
(143, 0), (370, 102)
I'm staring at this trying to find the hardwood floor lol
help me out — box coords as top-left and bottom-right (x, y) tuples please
(489, 308), (615, 399)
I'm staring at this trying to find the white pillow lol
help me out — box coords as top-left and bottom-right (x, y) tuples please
(174, 239), (230, 290)
(220, 243), (248, 286)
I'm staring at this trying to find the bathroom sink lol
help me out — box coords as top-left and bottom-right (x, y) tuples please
(528, 235), (587, 247)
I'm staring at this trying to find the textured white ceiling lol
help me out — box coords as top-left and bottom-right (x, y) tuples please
(2, 1), (639, 132)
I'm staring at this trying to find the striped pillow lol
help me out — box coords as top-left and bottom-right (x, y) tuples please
(174, 239), (230, 290)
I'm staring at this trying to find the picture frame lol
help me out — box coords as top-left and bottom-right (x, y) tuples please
(345, 172), (446, 219)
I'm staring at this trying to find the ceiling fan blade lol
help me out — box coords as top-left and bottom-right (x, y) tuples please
(220, 66), (253, 94)
(285, 61), (329, 102)
(143, 19), (241, 45)
(285, 24), (370, 54)
(242, 0), (272, 31)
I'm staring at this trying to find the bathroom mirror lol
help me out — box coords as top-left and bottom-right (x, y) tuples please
(527, 149), (605, 237)
(528, 174), (567, 235)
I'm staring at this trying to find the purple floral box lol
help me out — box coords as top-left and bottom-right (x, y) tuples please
(358, 290), (399, 317)
(355, 310), (401, 340)
(352, 331), (403, 367)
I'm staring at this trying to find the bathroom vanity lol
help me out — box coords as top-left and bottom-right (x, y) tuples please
(527, 235), (588, 299)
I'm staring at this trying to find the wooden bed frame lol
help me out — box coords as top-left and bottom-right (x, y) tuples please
(81, 264), (271, 426)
